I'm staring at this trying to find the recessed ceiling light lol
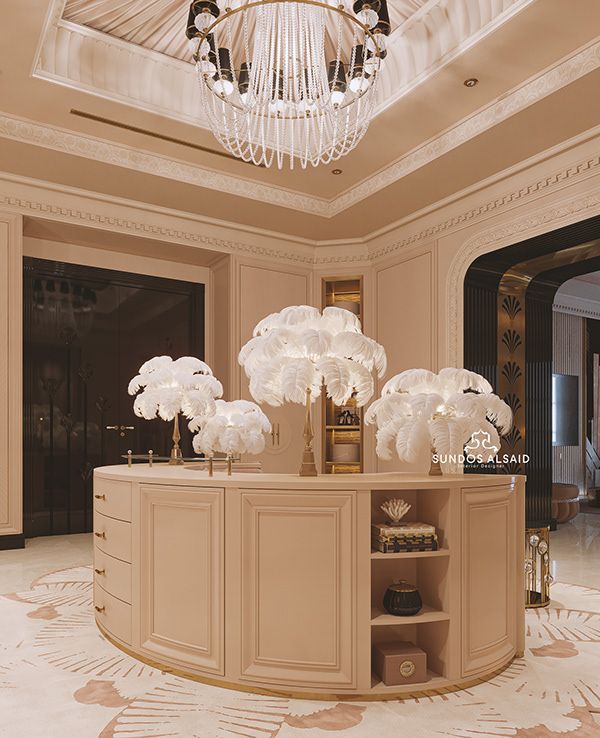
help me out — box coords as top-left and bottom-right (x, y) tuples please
(332, 169), (343, 175)
(463, 78), (479, 88)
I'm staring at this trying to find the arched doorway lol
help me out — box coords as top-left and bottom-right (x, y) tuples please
(463, 214), (600, 526)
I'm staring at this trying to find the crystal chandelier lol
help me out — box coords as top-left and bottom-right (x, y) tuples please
(186, 0), (390, 169)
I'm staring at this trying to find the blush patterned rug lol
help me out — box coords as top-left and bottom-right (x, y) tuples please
(1, 567), (600, 738)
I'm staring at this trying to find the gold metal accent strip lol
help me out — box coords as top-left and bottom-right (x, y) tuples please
(69, 109), (244, 163)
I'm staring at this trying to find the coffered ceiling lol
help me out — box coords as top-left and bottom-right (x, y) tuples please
(0, 0), (599, 241)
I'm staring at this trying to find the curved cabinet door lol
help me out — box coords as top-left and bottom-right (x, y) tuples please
(234, 489), (356, 689)
(461, 484), (517, 677)
(139, 485), (224, 675)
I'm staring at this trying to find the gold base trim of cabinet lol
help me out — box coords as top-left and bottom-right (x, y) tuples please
(96, 620), (517, 702)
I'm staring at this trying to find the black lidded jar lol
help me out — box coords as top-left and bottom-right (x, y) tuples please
(383, 580), (423, 616)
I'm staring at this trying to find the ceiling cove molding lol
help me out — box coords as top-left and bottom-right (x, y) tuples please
(445, 186), (600, 367)
(367, 149), (600, 263)
(29, 1), (600, 219)
(553, 297), (600, 321)
(0, 113), (330, 217)
(1, 140), (597, 272)
(333, 38), (600, 214)
(37, 0), (529, 131)
(0, 173), (317, 266)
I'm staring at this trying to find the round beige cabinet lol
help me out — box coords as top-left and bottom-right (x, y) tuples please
(93, 466), (525, 700)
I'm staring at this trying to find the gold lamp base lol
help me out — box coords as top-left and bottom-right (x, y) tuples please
(299, 387), (318, 477)
(168, 413), (185, 466)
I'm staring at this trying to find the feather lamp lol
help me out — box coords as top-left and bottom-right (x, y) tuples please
(190, 399), (271, 475)
(365, 367), (512, 475)
(238, 305), (387, 476)
(128, 356), (223, 464)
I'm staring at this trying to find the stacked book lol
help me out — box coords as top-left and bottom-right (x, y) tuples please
(372, 522), (438, 553)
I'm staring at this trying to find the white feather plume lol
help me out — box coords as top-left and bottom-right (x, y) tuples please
(191, 400), (271, 456)
(128, 355), (222, 422)
(366, 366), (513, 466)
(238, 304), (386, 409)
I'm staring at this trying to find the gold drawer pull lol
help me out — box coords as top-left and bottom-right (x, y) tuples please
(94, 494), (106, 500)
(94, 568), (105, 575)
(94, 531), (106, 539)
(95, 605), (105, 613)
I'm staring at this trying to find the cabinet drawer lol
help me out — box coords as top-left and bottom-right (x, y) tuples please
(94, 511), (132, 563)
(93, 478), (132, 522)
(94, 583), (132, 644)
(94, 548), (132, 604)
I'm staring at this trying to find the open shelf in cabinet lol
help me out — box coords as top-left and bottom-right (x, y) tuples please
(371, 620), (451, 684)
(321, 276), (364, 474)
(369, 486), (452, 686)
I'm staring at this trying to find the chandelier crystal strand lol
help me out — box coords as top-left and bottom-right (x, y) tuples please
(188, 0), (389, 169)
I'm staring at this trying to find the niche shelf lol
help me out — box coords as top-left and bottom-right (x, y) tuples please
(321, 276), (364, 474)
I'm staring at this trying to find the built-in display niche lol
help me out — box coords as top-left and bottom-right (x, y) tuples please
(322, 277), (364, 473)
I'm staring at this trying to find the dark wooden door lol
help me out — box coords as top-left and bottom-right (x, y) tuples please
(23, 258), (204, 537)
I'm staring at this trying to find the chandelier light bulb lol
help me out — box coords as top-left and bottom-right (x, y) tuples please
(331, 89), (346, 107)
(357, 8), (379, 28)
(194, 11), (214, 31)
(213, 78), (234, 96)
(366, 32), (386, 54)
(349, 75), (370, 94)
(200, 59), (216, 75)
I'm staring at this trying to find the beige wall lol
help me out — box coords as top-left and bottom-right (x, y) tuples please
(1, 124), (600, 535)
(0, 212), (22, 537)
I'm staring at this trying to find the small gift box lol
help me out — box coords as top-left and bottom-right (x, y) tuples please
(372, 641), (427, 686)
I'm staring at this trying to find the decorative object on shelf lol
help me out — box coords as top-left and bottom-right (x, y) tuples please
(372, 521), (438, 553)
(380, 498), (410, 524)
(372, 641), (428, 686)
(525, 526), (552, 608)
(337, 408), (360, 426)
(383, 580), (423, 616)
(239, 305), (386, 476)
(128, 356), (223, 465)
(185, 0), (390, 169)
(190, 399), (271, 476)
(366, 367), (512, 475)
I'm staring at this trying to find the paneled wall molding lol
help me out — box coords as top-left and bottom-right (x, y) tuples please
(0, 211), (23, 538)
(445, 187), (600, 366)
(30, 0), (600, 216)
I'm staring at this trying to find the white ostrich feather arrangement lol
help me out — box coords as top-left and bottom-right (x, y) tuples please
(191, 400), (272, 456)
(238, 305), (387, 408)
(365, 367), (512, 464)
(128, 356), (223, 422)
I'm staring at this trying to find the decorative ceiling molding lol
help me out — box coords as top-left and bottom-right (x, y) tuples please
(553, 296), (600, 321)
(335, 38), (600, 213)
(28, 2), (600, 219)
(445, 186), (600, 366)
(0, 113), (330, 217)
(368, 149), (600, 262)
(1, 130), (599, 274)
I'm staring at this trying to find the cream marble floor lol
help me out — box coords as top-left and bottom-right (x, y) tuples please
(0, 516), (600, 738)
(0, 532), (92, 592)
(551, 511), (600, 588)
